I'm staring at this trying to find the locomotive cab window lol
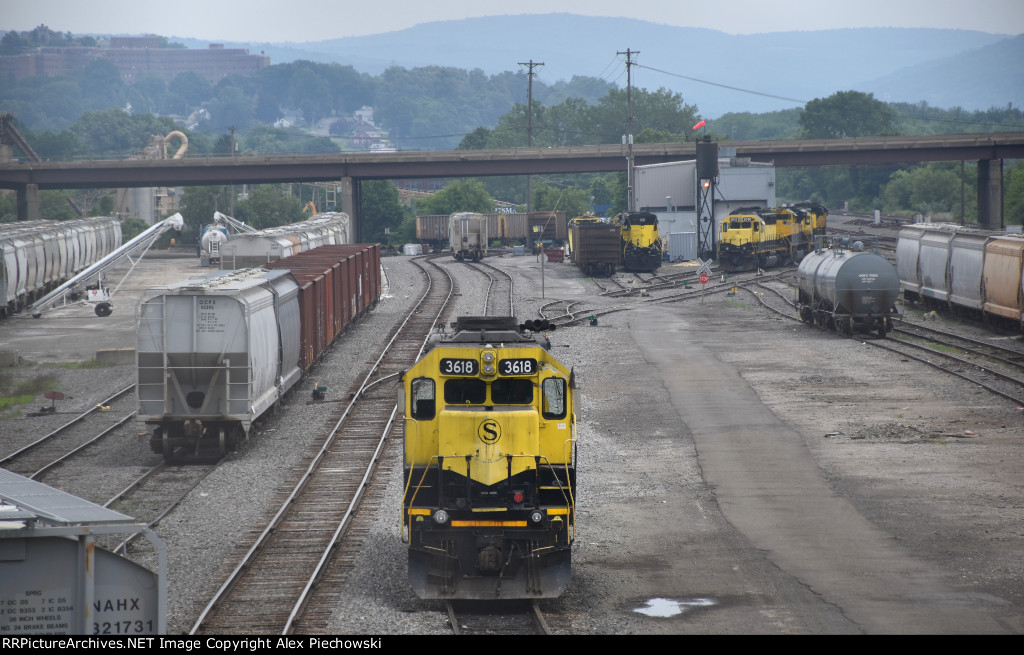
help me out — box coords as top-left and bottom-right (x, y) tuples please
(492, 378), (533, 404)
(541, 378), (567, 420)
(410, 378), (435, 419)
(445, 378), (486, 404)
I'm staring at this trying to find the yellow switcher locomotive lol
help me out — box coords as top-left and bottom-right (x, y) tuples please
(611, 211), (663, 271)
(401, 316), (577, 599)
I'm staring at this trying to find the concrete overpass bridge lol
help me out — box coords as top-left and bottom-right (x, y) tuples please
(2, 132), (1022, 235)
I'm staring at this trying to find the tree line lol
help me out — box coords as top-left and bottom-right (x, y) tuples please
(2, 26), (1023, 232)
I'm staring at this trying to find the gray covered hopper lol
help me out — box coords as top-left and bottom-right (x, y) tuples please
(136, 268), (301, 435)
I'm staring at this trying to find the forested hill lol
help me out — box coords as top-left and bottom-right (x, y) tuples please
(170, 14), (1019, 116)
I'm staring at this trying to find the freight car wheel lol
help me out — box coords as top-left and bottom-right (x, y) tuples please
(94, 302), (112, 317)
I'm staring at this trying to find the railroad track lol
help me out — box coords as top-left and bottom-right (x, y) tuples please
(190, 256), (454, 635)
(0, 384), (136, 480)
(731, 279), (1024, 406)
(446, 600), (552, 636)
(547, 269), (791, 327)
(463, 259), (515, 316)
(103, 459), (222, 555)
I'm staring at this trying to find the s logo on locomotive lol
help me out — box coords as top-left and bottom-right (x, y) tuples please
(478, 419), (501, 444)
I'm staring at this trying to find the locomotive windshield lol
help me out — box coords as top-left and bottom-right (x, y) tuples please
(492, 378), (533, 404)
(441, 378), (535, 405)
(445, 378), (486, 404)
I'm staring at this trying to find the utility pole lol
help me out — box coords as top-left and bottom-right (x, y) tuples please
(229, 126), (236, 216)
(519, 60), (543, 213)
(617, 49), (638, 212)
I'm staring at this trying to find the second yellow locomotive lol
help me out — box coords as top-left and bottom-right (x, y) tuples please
(717, 202), (827, 272)
(610, 211), (663, 272)
(401, 316), (577, 599)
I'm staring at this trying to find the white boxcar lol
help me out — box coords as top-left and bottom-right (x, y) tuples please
(137, 268), (301, 459)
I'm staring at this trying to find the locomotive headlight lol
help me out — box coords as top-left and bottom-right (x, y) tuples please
(483, 363), (495, 375)
(483, 351), (495, 362)
(433, 509), (449, 524)
(530, 510), (544, 524)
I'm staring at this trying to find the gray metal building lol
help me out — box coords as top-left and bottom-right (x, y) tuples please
(635, 152), (776, 259)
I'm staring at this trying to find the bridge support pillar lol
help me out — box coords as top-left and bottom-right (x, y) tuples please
(977, 159), (1002, 230)
(338, 177), (363, 242)
(16, 184), (39, 221)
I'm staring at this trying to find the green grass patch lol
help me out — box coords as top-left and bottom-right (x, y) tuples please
(724, 300), (749, 310)
(0, 371), (61, 414)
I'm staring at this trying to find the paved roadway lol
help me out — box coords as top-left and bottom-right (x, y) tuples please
(0, 252), (203, 364)
(504, 253), (1018, 634)
(630, 306), (1007, 633)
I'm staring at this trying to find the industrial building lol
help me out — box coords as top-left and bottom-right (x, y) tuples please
(0, 37), (270, 84)
(633, 150), (776, 260)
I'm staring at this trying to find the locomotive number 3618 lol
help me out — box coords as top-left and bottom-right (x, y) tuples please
(440, 358), (479, 375)
(499, 358), (537, 375)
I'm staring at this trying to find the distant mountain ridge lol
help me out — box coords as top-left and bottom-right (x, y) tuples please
(170, 14), (1018, 118)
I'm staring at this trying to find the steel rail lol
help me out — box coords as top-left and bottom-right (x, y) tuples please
(190, 255), (453, 635)
(0, 384), (134, 465)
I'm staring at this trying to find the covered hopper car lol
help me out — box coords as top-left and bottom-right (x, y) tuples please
(897, 223), (1024, 330)
(401, 316), (577, 600)
(1, 217), (122, 318)
(449, 212), (488, 261)
(136, 243), (381, 460)
(218, 212), (350, 269)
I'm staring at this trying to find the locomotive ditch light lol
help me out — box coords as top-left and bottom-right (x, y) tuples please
(530, 510), (544, 524)
(433, 509), (449, 525)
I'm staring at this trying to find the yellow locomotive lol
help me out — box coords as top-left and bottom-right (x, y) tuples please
(611, 211), (663, 271)
(717, 202), (827, 272)
(400, 316), (577, 599)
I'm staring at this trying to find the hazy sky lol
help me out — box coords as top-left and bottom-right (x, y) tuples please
(5, 0), (1024, 42)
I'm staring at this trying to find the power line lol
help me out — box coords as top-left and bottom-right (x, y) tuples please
(636, 63), (807, 105)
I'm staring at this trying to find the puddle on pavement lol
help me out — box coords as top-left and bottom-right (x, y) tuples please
(633, 597), (716, 617)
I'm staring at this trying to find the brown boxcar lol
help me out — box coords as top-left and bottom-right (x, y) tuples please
(264, 243), (381, 370)
(570, 222), (620, 276)
(528, 211), (568, 244)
